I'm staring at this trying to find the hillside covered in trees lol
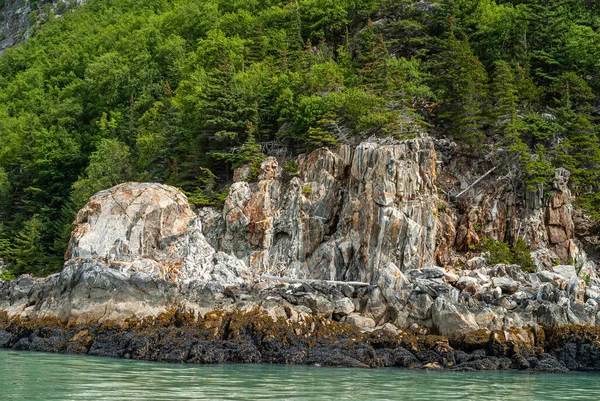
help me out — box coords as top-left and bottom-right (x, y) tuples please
(0, 0), (599, 278)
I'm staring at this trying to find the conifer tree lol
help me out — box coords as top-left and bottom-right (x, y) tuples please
(430, 31), (488, 147)
(235, 124), (266, 180)
(491, 60), (524, 154)
(551, 72), (600, 212)
(492, 61), (518, 133)
(359, 33), (390, 94)
(0, 216), (48, 276)
(247, 24), (266, 65)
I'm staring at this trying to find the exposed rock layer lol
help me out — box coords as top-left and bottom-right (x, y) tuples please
(1, 135), (599, 370)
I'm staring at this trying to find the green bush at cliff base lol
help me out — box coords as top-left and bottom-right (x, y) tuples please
(0, 269), (15, 281)
(481, 237), (536, 273)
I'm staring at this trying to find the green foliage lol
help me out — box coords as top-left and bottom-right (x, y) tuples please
(481, 237), (512, 265)
(0, 216), (58, 277)
(234, 129), (266, 181)
(0, 0), (599, 277)
(283, 160), (299, 176)
(185, 187), (230, 208)
(0, 167), (10, 208)
(0, 269), (16, 281)
(71, 138), (133, 208)
(302, 184), (313, 195)
(428, 31), (488, 147)
(511, 239), (537, 273)
(481, 237), (536, 273)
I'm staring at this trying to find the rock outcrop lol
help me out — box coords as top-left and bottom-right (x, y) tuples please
(1, 135), (599, 364)
(205, 138), (438, 316)
(66, 182), (248, 285)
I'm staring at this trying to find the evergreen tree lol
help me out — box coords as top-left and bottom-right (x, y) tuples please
(429, 31), (488, 147)
(358, 33), (391, 94)
(0, 216), (49, 277)
(234, 124), (266, 180)
(198, 64), (258, 146)
(70, 139), (133, 208)
(0, 0), (599, 274)
(492, 61), (518, 133)
(247, 24), (267, 65)
(0, 168), (11, 223)
(136, 84), (183, 181)
(551, 72), (600, 213)
(491, 60), (525, 159)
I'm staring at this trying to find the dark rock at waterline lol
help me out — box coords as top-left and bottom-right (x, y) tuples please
(2, 311), (600, 373)
(0, 330), (11, 347)
(555, 342), (600, 371)
(392, 347), (423, 368)
(531, 354), (569, 373)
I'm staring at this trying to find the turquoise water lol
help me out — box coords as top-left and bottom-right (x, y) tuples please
(1, 349), (599, 400)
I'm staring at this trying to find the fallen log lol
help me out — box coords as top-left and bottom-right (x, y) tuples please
(455, 166), (498, 199)
(260, 274), (370, 287)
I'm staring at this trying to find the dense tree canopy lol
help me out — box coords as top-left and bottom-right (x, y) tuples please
(0, 0), (599, 277)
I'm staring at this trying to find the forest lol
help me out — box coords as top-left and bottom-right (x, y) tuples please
(0, 0), (599, 278)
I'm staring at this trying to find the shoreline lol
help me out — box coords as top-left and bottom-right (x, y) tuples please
(2, 309), (598, 374)
(0, 348), (596, 377)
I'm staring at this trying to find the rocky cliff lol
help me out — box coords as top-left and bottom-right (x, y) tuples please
(1, 135), (600, 370)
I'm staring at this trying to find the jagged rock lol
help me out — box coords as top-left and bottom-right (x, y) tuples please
(536, 303), (569, 326)
(544, 169), (575, 263)
(537, 271), (559, 283)
(552, 265), (577, 279)
(1, 260), (172, 324)
(299, 293), (334, 316)
(532, 354), (569, 373)
(465, 257), (487, 270)
(586, 287), (600, 301)
(393, 347), (422, 368)
(333, 298), (355, 316)
(491, 277), (520, 294)
(567, 277), (586, 303)
(531, 249), (560, 271)
(207, 137), (439, 285)
(432, 296), (479, 336)
(1, 136), (599, 343)
(409, 293), (434, 321)
(381, 323), (400, 335)
(409, 267), (446, 280)
(345, 314), (376, 329)
(444, 271), (459, 283)
(68, 182), (195, 261)
(455, 276), (479, 290)
(67, 182), (249, 285)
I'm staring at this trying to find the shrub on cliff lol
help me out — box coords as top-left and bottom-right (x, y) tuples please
(481, 237), (536, 273)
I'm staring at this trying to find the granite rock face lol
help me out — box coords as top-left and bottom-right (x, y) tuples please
(67, 182), (196, 261)
(66, 182), (248, 285)
(1, 135), (599, 341)
(206, 138), (439, 315)
(0, 260), (171, 324)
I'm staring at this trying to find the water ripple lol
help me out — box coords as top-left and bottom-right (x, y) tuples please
(1, 350), (599, 400)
